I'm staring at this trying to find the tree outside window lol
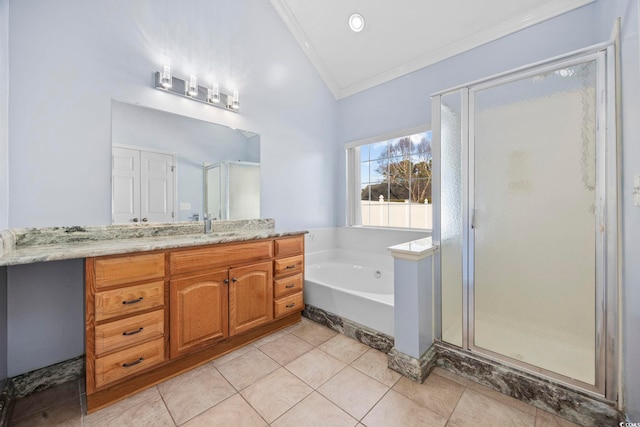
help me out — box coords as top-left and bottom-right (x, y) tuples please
(358, 131), (433, 229)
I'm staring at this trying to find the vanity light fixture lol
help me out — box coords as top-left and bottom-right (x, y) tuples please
(186, 75), (198, 97)
(349, 13), (365, 32)
(154, 69), (240, 113)
(160, 65), (172, 88)
(207, 83), (220, 103)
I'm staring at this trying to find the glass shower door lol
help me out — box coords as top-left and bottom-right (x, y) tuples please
(470, 58), (600, 386)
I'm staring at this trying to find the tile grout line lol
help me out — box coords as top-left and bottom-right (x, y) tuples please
(155, 386), (179, 427)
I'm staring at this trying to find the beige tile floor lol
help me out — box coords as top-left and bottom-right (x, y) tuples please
(9, 318), (582, 427)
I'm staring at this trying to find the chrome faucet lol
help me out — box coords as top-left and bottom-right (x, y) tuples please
(204, 214), (212, 234)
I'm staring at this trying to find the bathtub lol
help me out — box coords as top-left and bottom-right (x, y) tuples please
(304, 227), (430, 337)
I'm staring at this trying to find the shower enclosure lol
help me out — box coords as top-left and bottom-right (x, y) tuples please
(432, 46), (618, 398)
(203, 160), (260, 221)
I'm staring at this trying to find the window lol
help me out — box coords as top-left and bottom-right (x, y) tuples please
(347, 129), (433, 229)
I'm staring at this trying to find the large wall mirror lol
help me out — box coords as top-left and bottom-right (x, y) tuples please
(111, 101), (260, 223)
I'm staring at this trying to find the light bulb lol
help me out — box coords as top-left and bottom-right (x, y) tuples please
(208, 83), (220, 103)
(231, 90), (239, 110)
(161, 65), (172, 88)
(187, 75), (198, 97)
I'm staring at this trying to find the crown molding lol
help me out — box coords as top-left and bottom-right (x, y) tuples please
(271, 0), (595, 100)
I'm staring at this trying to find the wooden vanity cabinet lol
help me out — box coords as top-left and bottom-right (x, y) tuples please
(229, 261), (273, 336)
(85, 235), (305, 413)
(273, 236), (305, 318)
(86, 252), (167, 393)
(169, 269), (229, 358)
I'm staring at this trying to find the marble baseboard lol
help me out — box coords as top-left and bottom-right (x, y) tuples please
(387, 345), (437, 383)
(11, 356), (84, 398)
(0, 379), (14, 427)
(434, 342), (623, 427)
(302, 304), (394, 353)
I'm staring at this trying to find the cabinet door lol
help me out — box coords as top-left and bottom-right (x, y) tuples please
(170, 270), (229, 358)
(229, 261), (273, 336)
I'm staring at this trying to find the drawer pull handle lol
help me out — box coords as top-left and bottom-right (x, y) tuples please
(285, 264), (297, 269)
(285, 284), (296, 289)
(122, 297), (144, 305)
(286, 303), (296, 308)
(122, 357), (144, 368)
(122, 327), (144, 336)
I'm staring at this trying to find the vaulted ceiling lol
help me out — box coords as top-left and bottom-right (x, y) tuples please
(270, 0), (595, 99)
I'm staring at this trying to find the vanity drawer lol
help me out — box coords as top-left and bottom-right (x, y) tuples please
(95, 281), (164, 322)
(274, 274), (303, 298)
(274, 236), (304, 258)
(95, 310), (164, 356)
(274, 292), (303, 318)
(169, 240), (273, 275)
(274, 255), (304, 278)
(94, 337), (165, 389)
(94, 253), (165, 289)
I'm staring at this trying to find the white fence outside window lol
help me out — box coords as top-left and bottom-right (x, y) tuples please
(360, 198), (433, 229)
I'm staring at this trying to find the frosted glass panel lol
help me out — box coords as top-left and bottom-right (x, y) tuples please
(228, 163), (260, 220)
(440, 92), (463, 347)
(472, 62), (596, 384)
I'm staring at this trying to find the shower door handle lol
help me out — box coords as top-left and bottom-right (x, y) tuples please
(471, 209), (476, 229)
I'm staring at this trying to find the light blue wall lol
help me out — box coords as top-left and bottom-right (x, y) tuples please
(0, 0), (8, 385)
(596, 0), (640, 420)
(4, 0), (338, 375)
(338, 0), (640, 418)
(336, 4), (600, 226)
(7, 261), (84, 377)
(0, 0), (8, 231)
(8, 0), (338, 230)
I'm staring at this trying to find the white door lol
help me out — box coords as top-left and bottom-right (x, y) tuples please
(140, 151), (175, 223)
(112, 146), (175, 224)
(112, 147), (140, 224)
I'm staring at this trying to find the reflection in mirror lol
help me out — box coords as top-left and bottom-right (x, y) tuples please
(111, 101), (260, 223)
(204, 160), (260, 221)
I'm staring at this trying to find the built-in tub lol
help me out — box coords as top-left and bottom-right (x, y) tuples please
(304, 227), (429, 337)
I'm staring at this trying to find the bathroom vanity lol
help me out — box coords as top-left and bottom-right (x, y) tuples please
(0, 221), (306, 412)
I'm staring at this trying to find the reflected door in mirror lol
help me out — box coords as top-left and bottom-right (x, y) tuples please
(112, 146), (176, 224)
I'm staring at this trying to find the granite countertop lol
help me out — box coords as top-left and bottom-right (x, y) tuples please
(0, 219), (307, 267)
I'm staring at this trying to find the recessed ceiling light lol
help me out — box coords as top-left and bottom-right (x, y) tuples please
(349, 13), (365, 32)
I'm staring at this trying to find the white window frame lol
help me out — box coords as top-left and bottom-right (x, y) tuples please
(346, 124), (432, 229)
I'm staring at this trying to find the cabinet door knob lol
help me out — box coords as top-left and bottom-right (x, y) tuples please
(223, 279), (229, 284)
(142, 217), (148, 222)
(231, 278), (237, 283)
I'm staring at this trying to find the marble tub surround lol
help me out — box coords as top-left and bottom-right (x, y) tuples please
(0, 219), (307, 266)
(303, 304), (394, 353)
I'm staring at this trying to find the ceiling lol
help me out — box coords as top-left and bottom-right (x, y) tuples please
(270, 0), (595, 99)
